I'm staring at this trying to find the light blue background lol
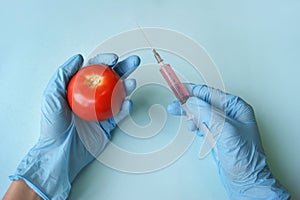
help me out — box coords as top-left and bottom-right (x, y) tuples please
(1, 0), (299, 199)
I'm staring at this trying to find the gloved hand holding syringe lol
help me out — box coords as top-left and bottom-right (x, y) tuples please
(152, 48), (218, 158)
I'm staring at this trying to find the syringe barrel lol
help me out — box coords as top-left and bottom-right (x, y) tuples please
(159, 63), (190, 104)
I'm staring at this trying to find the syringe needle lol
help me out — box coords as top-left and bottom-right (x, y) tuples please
(137, 25), (163, 64)
(137, 24), (153, 48)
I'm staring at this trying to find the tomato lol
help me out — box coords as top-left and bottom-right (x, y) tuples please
(67, 64), (126, 121)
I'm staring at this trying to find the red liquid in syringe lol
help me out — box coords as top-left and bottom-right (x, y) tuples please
(159, 63), (190, 104)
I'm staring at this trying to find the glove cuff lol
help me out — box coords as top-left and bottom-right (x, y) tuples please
(9, 175), (50, 200)
(9, 129), (94, 199)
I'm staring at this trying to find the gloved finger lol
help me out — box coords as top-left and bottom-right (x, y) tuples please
(185, 83), (240, 112)
(185, 97), (211, 128)
(113, 99), (133, 124)
(167, 100), (186, 116)
(97, 100), (133, 140)
(184, 83), (253, 121)
(183, 83), (196, 95)
(183, 83), (213, 103)
(123, 79), (136, 96)
(87, 53), (118, 67)
(113, 55), (141, 79)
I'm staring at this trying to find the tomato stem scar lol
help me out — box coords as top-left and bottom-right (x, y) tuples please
(85, 74), (102, 87)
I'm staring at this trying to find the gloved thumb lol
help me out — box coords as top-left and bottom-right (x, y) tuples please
(44, 54), (83, 96)
(60, 54), (84, 80)
(58, 54), (83, 87)
(41, 54), (84, 138)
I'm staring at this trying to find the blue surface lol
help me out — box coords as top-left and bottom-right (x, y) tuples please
(1, 0), (300, 199)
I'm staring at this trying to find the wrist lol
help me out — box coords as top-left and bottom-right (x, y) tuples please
(3, 179), (42, 200)
(9, 131), (77, 200)
(220, 166), (290, 200)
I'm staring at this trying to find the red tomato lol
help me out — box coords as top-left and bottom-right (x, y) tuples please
(67, 64), (126, 121)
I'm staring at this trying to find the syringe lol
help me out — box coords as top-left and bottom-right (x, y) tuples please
(152, 49), (218, 158)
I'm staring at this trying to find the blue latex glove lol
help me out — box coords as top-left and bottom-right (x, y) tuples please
(9, 53), (140, 200)
(167, 83), (290, 200)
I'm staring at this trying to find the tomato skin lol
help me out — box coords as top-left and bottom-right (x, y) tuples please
(67, 64), (126, 121)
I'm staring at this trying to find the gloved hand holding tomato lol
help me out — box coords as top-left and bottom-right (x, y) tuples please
(8, 53), (141, 200)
